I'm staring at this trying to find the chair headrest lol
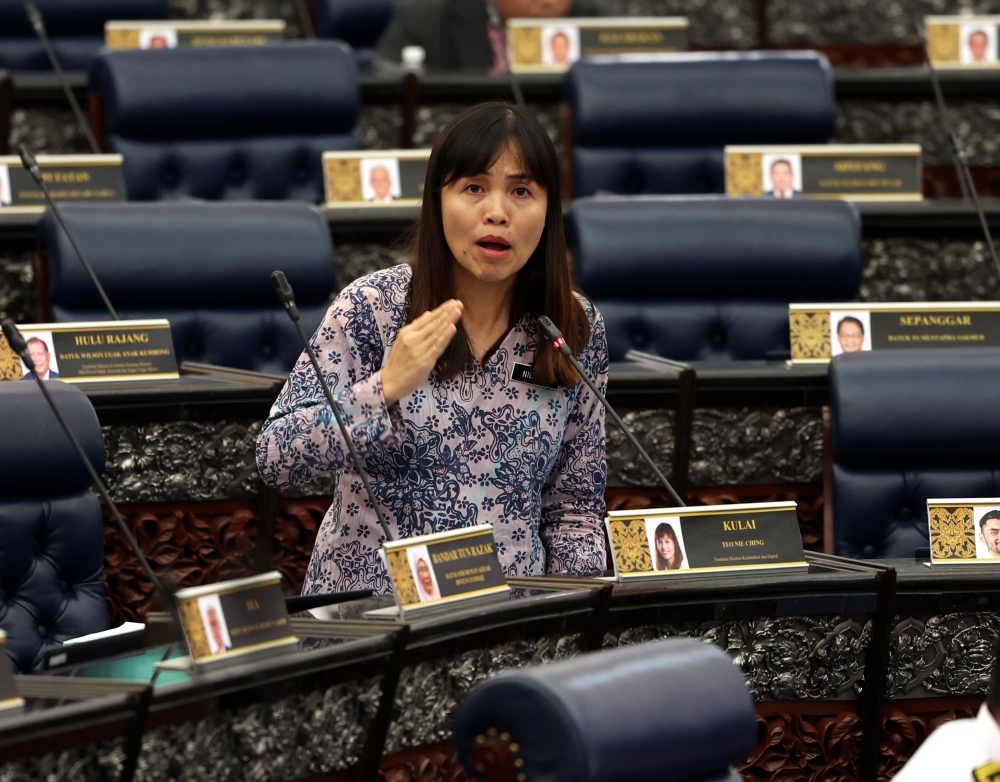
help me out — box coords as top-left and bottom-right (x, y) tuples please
(0, 382), (104, 497)
(567, 52), (835, 147)
(831, 348), (1000, 468)
(312, 0), (399, 44)
(0, 0), (168, 37)
(568, 196), (861, 299)
(454, 638), (755, 782)
(37, 202), (336, 309)
(90, 41), (359, 139)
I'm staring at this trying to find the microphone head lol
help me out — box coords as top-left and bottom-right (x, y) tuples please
(535, 315), (562, 341)
(270, 270), (294, 303)
(24, 2), (43, 32)
(16, 143), (40, 181)
(1, 318), (27, 355)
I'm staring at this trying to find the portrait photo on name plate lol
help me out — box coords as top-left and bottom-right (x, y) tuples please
(644, 518), (689, 571)
(0, 165), (10, 206)
(360, 158), (402, 203)
(407, 545), (441, 602)
(975, 507), (1000, 560)
(830, 311), (872, 357)
(960, 24), (998, 64)
(18, 331), (59, 380)
(197, 594), (233, 655)
(139, 28), (178, 49)
(542, 26), (579, 67)
(762, 153), (802, 199)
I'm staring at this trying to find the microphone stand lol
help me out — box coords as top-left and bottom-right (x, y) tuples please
(17, 143), (120, 321)
(920, 23), (1000, 284)
(24, 2), (101, 155)
(2, 319), (181, 630)
(536, 316), (687, 507)
(270, 271), (394, 542)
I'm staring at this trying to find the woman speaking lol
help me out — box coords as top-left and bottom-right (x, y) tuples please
(256, 102), (609, 596)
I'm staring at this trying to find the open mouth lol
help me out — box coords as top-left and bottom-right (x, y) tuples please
(476, 236), (511, 256)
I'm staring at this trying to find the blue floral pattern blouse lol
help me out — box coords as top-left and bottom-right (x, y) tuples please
(256, 264), (609, 596)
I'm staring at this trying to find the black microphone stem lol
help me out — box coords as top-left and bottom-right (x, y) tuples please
(24, 2), (100, 155)
(920, 24), (1000, 285)
(17, 143), (120, 321)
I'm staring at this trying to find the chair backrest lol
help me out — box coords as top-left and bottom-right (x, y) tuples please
(312, 0), (400, 65)
(454, 637), (755, 782)
(566, 52), (835, 198)
(36, 201), (337, 373)
(567, 196), (861, 361)
(0, 382), (110, 672)
(831, 349), (1000, 559)
(89, 41), (362, 201)
(0, 0), (168, 72)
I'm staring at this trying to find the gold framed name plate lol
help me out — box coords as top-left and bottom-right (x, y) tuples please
(507, 17), (688, 73)
(925, 16), (1000, 68)
(382, 525), (509, 617)
(105, 20), (285, 49)
(606, 502), (807, 582)
(927, 498), (1000, 566)
(0, 155), (126, 211)
(323, 150), (430, 207)
(789, 302), (1000, 364)
(172, 572), (296, 672)
(725, 145), (922, 201)
(0, 633), (24, 712)
(0, 320), (179, 383)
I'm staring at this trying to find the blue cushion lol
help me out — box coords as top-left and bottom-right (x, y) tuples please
(0, 37), (105, 72)
(454, 638), (755, 782)
(573, 147), (726, 196)
(89, 41), (362, 202)
(830, 349), (1000, 558)
(312, 0), (400, 45)
(0, 383), (110, 672)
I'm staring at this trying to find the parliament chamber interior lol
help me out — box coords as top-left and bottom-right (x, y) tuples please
(4, 0), (1000, 780)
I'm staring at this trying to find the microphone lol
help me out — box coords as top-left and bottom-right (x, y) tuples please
(270, 271), (394, 542)
(919, 23), (1000, 283)
(18, 143), (120, 321)
(24, 2), (101, 155)
(536, 315), (687, 507)
(2, 318), (181, 628)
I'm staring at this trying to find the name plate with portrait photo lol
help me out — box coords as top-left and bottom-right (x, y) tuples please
(0, 155), (126, 211)
(172, 572), (296, 672)
(927, 499), (1000, 566)
(0, 320), (179, 383)
(789, 302), (1000, 364)
(106, 20), (285, 49)
(381, 525), (509, 618)
(725, 145), (922, 201)
(925, 16), (1000, 68)
(606, 502), (807, 582)
(323, 150), (430, 207)
(507, 17), (688, 73)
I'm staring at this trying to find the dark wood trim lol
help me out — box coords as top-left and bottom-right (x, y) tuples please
(822, 405), (835, 556)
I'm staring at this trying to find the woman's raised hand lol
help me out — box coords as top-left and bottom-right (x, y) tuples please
(382, 299), (464, 406)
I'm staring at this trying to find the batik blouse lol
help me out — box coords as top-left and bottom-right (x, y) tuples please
(256, 264), (609, 596)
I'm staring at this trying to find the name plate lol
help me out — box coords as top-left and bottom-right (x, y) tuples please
(725, 145), (922, 201)
(927, 498), (1000, 565)
(175, 572), (296, 669)
(926, 16), (1000, 68)
(789, 302), (1000, 364)
(0, 155), (126, 211)
(507, 17), (688, 72)
(0, 633), (24, 712)
(383, 525), (509, 616)
(0, 320), (179, 383)
(106, 20), (285, 49)
(323, 150), (429, 207)
(607, 502), (807, 581)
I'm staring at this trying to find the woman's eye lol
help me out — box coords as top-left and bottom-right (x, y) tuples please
(513, 186), (531, 197)
(466, 183), (484, 194)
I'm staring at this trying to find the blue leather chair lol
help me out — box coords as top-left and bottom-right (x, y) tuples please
(565, 52), (836, 197)
(0, 382), (110, 672)
(567, 196), (862, 362)
(311, 0), (400, 69)
(830, 349), (1000, 560)
(0, 0), (168, 73)
(88, 41), (362, 202)
(36, 202), (337, 373)
(454, 638), (755, 782)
